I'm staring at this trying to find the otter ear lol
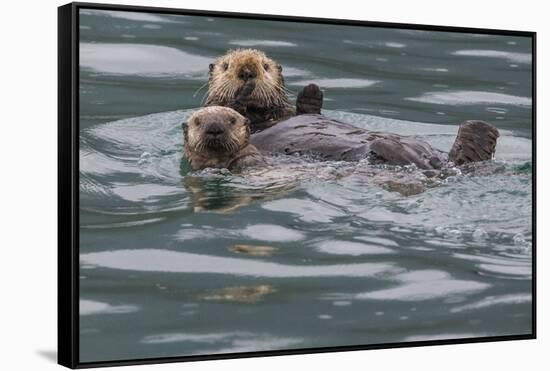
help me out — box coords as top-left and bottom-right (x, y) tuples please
(244, 118), (251, 127)
(209, 63), (215, 73)
(277, 64), (282, 72)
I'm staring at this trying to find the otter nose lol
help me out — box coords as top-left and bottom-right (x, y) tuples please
(206, 123), (224, 136)
(238, 67), (256, 81)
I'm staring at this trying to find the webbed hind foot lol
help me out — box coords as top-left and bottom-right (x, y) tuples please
(448, 120), (500, 165)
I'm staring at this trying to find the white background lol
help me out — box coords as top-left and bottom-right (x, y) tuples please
(0, 0), (546, 369)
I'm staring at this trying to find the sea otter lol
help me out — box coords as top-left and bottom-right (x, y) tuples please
(186, 106), (499, 171)
(204, 49), (499, 169)
(205, 48), (323, 132)
(183, 106), (266, 171)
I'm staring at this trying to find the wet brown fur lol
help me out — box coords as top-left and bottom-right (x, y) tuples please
(205, 49), (295, 131)
(183, 106), (265, 171)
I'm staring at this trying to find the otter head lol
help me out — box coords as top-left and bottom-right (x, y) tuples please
(184, 106), (251, 156)
(206, 49), (288, 108)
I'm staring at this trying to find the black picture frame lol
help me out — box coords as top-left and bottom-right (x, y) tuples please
(58, 2), (537, 368)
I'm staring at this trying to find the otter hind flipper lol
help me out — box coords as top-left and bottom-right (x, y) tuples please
(296, 84), (323, 115)
(448, 120), (500, 166)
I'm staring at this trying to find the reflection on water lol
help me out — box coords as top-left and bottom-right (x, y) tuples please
(80, 43), (211, 76)
(79, 8), (532, 363)
(81, 249), (399, 277)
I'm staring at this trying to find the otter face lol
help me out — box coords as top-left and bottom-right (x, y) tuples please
(206, 49), (287, 107)
(185, 106), (250, 155)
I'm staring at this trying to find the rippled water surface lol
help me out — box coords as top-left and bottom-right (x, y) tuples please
(78, 9), (533, 363)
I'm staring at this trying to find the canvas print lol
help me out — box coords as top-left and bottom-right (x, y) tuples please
(76, 7), (533, 364)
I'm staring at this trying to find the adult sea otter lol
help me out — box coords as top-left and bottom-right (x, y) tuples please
(204, 49), (499, 169)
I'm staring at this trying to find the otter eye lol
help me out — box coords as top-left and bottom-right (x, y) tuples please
(222, 62), (229, 71)
(194, 118), (201, 126)
(230, 117), (237, 125)
(263, 63), (269, 71)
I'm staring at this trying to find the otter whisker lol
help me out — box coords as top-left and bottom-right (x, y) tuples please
(200, 90), (210, 105)
(193, 81), (209, 99)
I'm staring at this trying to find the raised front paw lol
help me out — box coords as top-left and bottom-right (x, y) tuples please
(296, 83), (323, 115)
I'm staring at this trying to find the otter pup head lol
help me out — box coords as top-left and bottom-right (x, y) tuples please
(206, 49), (289, 108)
(184, 106), (250, 157)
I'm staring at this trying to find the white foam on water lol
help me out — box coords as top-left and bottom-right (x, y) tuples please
(452, 49), (531, 64)
(354, 236), (399, 247)
(453, 253), (532, 278)
(175, 227), (225, 241)
(82, 217), (166, 230)
(142, 331), (303, 355)
(450, 294), (531, 313)
(262, 198), (345, 223)
(316, 240), (394, 256)
(229, 40), (297, 47)
(333, 301), (352, 306)
(176, 223), (305, 243)
(80, 9), (181, 23)
(110, 183), (182, 202)
(142, 332), (244, 344)
(281, 66), (311, 77)
(80, 149), (135, 175)
(406, 90), (531, 107)
(493, 136), (532, 161)
(207, 335), (303, 354)
(143, 24), (162, 29)
(422, 67), (449, 72)
(385, 42), (406, 48)
(290, 78), (379, 88)
(322, 109), (459, 136)
(80, 43), (211, 76)
(356, 270), (490, 301)
(403, 333), (486, 342)
(87, 110), (188, 151)
(241, 224), (305, 242)
(80, 299), (139, 315)
(486, 107), (508, 115)
(80, 249), (398, 277)
(478, 264), (532, 277)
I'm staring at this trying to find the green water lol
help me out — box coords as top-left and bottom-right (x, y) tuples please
(78, 8), (533, 363)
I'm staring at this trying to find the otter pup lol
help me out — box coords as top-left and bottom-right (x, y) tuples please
(205, 48), (323, 132)
(183, 106), (266, 171)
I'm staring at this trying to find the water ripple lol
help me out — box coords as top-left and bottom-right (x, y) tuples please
(80, 249), (399, 277)
(356, 270), (490, 301)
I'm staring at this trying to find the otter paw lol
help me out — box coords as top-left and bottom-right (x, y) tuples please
(296, 83), (323, 115)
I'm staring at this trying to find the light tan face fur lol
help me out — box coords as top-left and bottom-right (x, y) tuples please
(185, 106), (250, 155)
(206, 49), (288, 107)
